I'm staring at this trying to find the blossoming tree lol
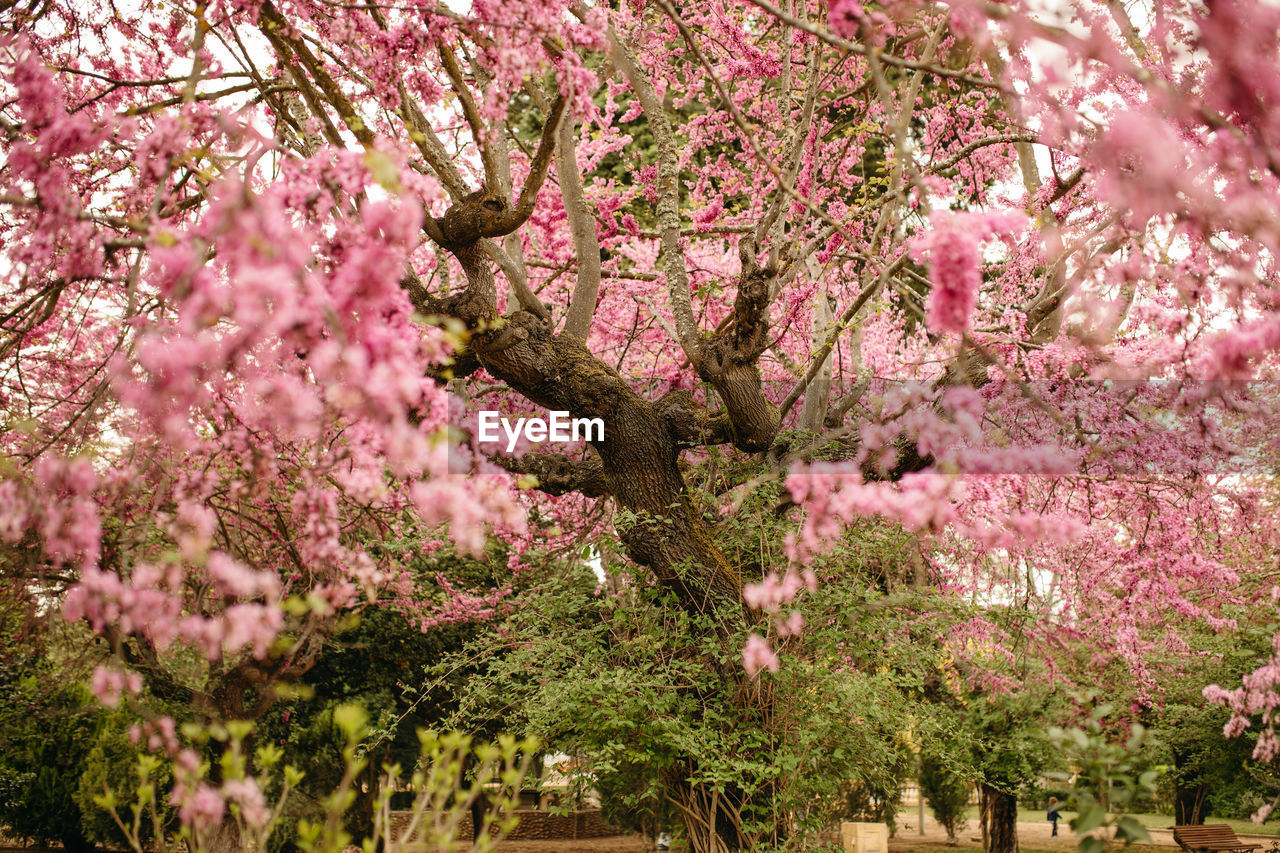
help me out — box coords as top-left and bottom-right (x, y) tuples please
(3, 0), (1280, 849)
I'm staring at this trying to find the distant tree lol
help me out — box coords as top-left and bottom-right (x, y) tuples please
(921, 755), (972, 845)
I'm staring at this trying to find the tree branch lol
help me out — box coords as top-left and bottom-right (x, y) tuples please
(438, 44), (500, 187)
(259, 2), (375, 146)
(780, 254), (906, 419)
(609, 24), (701, 358)
(491, 94), (567, 235)
(558, 113), (604, 340)
(492, 450), (610, 498)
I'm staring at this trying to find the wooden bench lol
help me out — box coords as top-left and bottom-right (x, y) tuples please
(1173, 824), (1262, 853)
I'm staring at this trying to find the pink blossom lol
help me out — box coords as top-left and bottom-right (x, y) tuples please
(776, 610), (804, 637)
(175, 784), (225, 831)
(828, 0), (865, 38)
(206, 552), (279, 600)
(910, 211), (1024, 335)
(89, 665), (142, 709)
(222, 778), (270, 828)
(693, 196), (724, 231)
(742, 633), (780, 676)
(0, 482), (29, 543)
(743, 568), (810, 613)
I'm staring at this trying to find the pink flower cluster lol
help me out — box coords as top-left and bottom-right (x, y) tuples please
(3, 458), (103, 570)
(743, 567), (816, 613)
(742, 633), (780, 676)
(65, 556), (282, 663)
(786, 467), (964, 562)
(170, 747), (268, 831)
(909, 211), (1024, 335)
(90, 665), (143, 709)
(1205, 603), (1280, 762)
(738, 566), (815, 675)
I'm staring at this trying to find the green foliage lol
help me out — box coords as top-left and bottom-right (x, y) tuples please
(75, 714), (174, 846)
(1134, 606), (1280, 822)
(921, 755), (973, 842)
(0, 568), (498, 851)
(1049, 695), (1158, 853)
(903, 609), (1063, 833)
(1174, 654), (1276, 819)
(0, 642), (101, 851)
(436, 492), (972, 848)
(98, 706), (536, 853)
(1151, 697), (1260, 821)
(976, 692), (1060, 794)
(842, 766), (911, 836)
(255, 603), (485, 848)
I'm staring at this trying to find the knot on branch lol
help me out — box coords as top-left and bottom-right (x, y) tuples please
(697, 236), (776, 379)
(434, 188), (516, 249)
(493, 451), (610, 498)
(655, 389), (732, 446)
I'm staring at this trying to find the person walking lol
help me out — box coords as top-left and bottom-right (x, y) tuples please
(1048, 797), (1062, 837)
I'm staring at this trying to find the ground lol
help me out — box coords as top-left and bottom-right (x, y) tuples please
(480, 839), (1192, 853)
(5, 811), (1279, 853)
(480, 810), (1280, 853)
(491, 838), (649, 853)
(955, 809), (1280, 840)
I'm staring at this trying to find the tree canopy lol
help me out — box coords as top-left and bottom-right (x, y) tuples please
(3, 0), (1280, 849)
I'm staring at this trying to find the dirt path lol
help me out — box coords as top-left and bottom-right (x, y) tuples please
(889, 815), (1280, 852)
(492, 838), (648, 853)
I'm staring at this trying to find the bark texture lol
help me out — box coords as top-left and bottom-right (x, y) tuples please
(412, 165), (782, 851)
(415, 190), (755, 626)
(980, 784), (1020, 853)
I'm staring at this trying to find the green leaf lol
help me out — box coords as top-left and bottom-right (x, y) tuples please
(364, 149), (402, 192)
(1073, 800), (1106, 835)
(333, 703), (369, 741)
(1079, 836), (1106, 853)
(1116, 816), (1150, 845)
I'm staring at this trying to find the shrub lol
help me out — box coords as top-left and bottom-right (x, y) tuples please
(920, 756), (973, 844)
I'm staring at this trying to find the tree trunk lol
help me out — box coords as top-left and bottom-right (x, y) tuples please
(668, 776), (764, 853)
(423, 186), (787, 853)
(981, 784), (1018, 853)
(798, 280), (834, 435)
(423, 198), (752, 630)
(1175, 785), (1207, 824)
(202, 819), (243, 853)
(978, 785), (988, 852)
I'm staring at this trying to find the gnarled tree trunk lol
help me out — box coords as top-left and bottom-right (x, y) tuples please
(981, 783), (1019, 853)
(668, 773), (776, 853)
(412, 164), (789, 846)
(418, 187), (767, 630)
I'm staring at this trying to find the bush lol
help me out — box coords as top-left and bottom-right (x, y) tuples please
(74, 718), (174, 847)
(920, 757), (973, 843)
(0, 661), (99, 852)
(1020, 782), (1072, 812)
